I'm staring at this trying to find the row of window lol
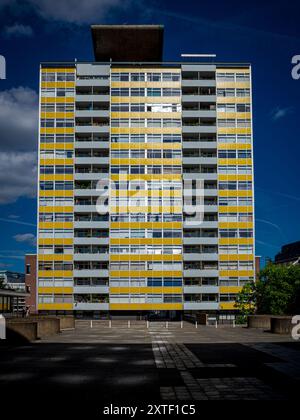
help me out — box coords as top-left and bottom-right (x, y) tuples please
(110, 229), (182, 238)
(41, 88), (75, 97)
(110, 278), (182, 287)
(40, 181), (73, 190)
(41, 103), (75, 112)
(111, 88), (181, 97)
(111, 149), (181, 159)
(219, 213), (253, 222)
(110, 213), (182, 222)
(40, 134), (74, 143)
(111, 103), (181, 113)
(219, 229), (253, 238)
(111, 134), (181, 143)
(40, 150), (73, 159)
(110, 245), (182, 255)
(113, 180), (182, 190)
(218, 134), (251, 143)
(111, 72), (180, 82)
(218, 150), (252, 159)
(41, 72), (75, 82)
(218, 165), (252, 175)
(217, 103), (250, 113)
(110, 261), (182, 271)
(217, 88), (250, 97)
(111, 118), (181, 127)
(40, 165), (73, 174)
(217, 119), (251, 128)
(110, 165), (181, 174)
(217, 72), (250, 82)
(219, 197), (252, 206)
(218, 181), (252, 190)
(219, 261), (253, 270)
(41, 119), (74, 128)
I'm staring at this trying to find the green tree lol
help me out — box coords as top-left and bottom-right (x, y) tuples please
(234, 281), (256, 323)
(235, 263), (300, 316)
(256, 263), (300, 315)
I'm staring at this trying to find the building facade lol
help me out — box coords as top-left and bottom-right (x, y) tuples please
(37, 25), (255, 319)
(0, 271), (26, 313)
(25, 254), (37, 313)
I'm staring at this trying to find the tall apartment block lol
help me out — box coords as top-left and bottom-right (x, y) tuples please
(37, 25), (255, 320)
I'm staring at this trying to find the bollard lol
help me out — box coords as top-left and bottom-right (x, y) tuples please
(109, 319), (112, 328)
(146, 320), (149, 329)
(233, 319), (235, 328)
(166, 321), (168, 329)
(128, 320), (130, 328)
(215, 320), (218, 328)
(181, 320), (183, 329)
(195, 321), (198, 329)
(90, 320), (93, 329)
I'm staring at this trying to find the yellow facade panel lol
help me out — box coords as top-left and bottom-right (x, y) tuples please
(40, 175), (74, 182)
(38, 270), (73, 277)
(218, 238), (254, 245)
(39, 222), (73, 229)
(110, 222), (182, 229)
(38, 238), (73, 246)
(218, 222), (253, 229)
(39, 206), (73, 213)
(40, 128), (74, 135)
(38, 287), (73, 294)
(219, 254), (255, 262)
(219, 270), (254, 277)
(218, 190), (253, 197)
(38, 254), (73, 262)
(38, 303), (73, 310)
(39, 190), (74, 197)
(219, 286), (243, 294)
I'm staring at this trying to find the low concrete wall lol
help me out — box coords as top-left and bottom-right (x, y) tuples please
(58, 316), (75, 330)
(36, 318), (60, 339)
(5, 316), (74, 341)
(247, 315), (271, 330)
(6, 321), (38, 342)
(271, 316), (293, 335)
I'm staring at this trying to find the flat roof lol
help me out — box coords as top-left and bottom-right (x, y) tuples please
(91, 25), (164, 62)
(40, 61), (251, 67)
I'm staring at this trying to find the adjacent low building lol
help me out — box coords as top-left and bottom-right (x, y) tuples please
(0, 271), (26, 313)
(275, 241), (300, 265)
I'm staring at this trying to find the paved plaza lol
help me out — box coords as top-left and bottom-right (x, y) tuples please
(0, 321), (299, 414)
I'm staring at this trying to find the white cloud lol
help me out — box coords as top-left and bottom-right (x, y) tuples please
(270, 106), (294, 121)
(3, 0), (127, 24)
(0, 86), (38, 204)
(0, 87), (38, 151)
(3, 23), (33, 38)
(13, 233), (36, 246)
(0, 152), (37, 204)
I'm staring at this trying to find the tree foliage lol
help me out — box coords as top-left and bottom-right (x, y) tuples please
(235, 263), (300, 316)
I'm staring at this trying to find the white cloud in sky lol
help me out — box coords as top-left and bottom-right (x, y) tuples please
(3, 23), (33, 38)
(0, 86), (38, 151)
(0, 152), (37, 204)
(13, 233), (36, 246)
(270, 106), (294, 121)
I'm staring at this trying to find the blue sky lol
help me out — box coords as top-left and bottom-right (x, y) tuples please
(0, 0), (299, 272)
